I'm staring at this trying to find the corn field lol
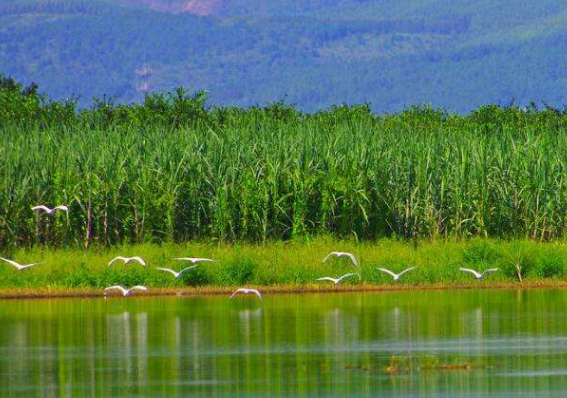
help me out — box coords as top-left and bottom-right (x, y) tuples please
(2, 80), (567, 247)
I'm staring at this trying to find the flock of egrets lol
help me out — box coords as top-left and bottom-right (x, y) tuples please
(0, 205), (500, 302)
(319, 251), (499, 283)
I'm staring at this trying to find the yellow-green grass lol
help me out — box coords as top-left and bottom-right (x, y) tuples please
(1, 238), (567, 296)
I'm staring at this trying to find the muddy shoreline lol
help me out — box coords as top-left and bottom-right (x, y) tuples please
(1, 281), (566, 300)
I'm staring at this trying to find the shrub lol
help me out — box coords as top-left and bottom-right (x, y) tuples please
(534, 251), (564, 278)
(462, 240), (501, 267)
(501, 245), (535, 282)
(180, 266), (211, 286)
(216, 257), (257, 285)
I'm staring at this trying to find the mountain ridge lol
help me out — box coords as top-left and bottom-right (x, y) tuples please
(1, 0), (566, 112)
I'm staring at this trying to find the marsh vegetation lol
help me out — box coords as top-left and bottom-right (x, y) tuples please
(2, 76), (567, 250)
(0, 239), (566, 290)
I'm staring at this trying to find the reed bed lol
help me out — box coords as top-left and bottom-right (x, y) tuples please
(2, 79), (567, 247)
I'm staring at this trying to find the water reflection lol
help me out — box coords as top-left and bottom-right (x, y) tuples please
(1, 291), (567, 397)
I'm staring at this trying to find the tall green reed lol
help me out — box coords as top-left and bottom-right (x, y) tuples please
(2, 81), (567, 248)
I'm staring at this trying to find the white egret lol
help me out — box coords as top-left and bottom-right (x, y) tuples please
(156, 266), (198, 278)
(323, 251), (358, 266)
(230, 288), (263, 301)
(108, 256), (146, 266)
(31, 205), (69, 215)
(174, 257), (215, 264)
(104, 285), (148, 297)
(459, 267), (499, 280)
(377, 267), (417, 281)
(0, 257), (43, 271)
(316, 273), (359, 285)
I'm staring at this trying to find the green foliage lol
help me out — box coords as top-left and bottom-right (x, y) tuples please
(180, 266), (211, 287)
(534, 249), (565, 278)
(1, 239), (567, 290)
(216, 257), (257, 286)
(462, 241), (503, 268)
(501, 243), (536, 282)
(2, 77), (567, 247)
(0, 75), (40, 122)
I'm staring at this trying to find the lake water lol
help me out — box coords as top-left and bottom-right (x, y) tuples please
(1, 289), (567, 397)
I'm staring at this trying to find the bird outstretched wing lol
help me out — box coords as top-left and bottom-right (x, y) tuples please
(156, 267), (178, 277)
(230, 288), (244, 298)
(337, 273), (357, 283)
(459, 268), (481, 278)
(105, 286), (127, 295)
(0, 257), (39, 270)
(175, 257), (214, 263)
(1, 257), (22, 269)
(377, 268), (398, 279)
(175, 257), (193, 262)
(344, 253), (358, 266)
(316, 277), (337, 283)
(398, 267), (417, 277)
(131, 257), (146, 266)
(32, 205), (51, 213)
(108, 256), (126, 266)
(322, 252), (338, 263)
(230, 288), (262, 300)
(18, 263), (41, 270)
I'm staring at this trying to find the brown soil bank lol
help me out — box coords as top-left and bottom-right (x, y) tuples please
(2, 280), (567, 300)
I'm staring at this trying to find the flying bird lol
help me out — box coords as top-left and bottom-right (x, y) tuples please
(156, 266), (198, 278)
(32, 205), (69, 215)
(0, 257), (43, 271)
(377, 267), (417, 281)
(104, 285), (148, 297)
(323, 251), (358, 266)
(459, 267), (499, 280)
(316, 273), (359, 285)
(230, 288), (263, 301)
(107, 256), (146, 266)
(174, 257), (215, 264)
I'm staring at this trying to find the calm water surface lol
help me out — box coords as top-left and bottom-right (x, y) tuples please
(1, 289), (567, 397)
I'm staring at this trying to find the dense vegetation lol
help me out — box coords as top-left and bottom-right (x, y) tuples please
(2, 76), (567, 249)
(1, 0), (567, 112)
(1, 239), (567, 290)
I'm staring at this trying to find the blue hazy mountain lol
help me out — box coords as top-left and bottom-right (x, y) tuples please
(1, 0), (566, 112)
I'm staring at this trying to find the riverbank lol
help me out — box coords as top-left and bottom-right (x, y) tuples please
(2, 238), (567, 296)
(2, 280), (567, 300)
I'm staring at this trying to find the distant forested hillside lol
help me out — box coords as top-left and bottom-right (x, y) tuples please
(1, 0), (566, 112)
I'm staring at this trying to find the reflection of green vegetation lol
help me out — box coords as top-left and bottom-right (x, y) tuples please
(1, 238), (567, 289)
(1, 290), (567, 396)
